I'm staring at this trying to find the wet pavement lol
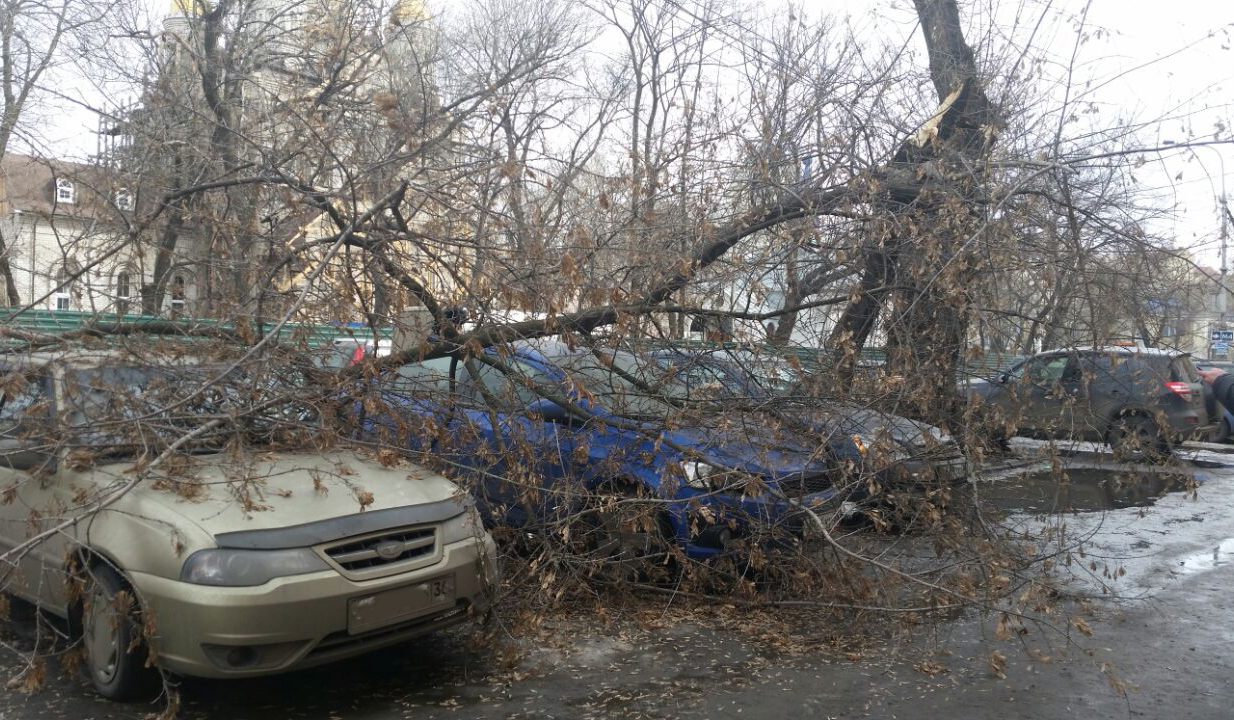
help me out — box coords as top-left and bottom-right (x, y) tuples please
(4, 444), (1234, 718)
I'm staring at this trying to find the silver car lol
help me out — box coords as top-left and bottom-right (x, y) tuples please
(0, 351), (498, 699)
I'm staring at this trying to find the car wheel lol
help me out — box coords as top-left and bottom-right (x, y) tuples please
(986, 426), (1012, 452)
(1109, 415), (1169, 464)
(80, 563), (158, 701)
(1212, 417), (1232, 444)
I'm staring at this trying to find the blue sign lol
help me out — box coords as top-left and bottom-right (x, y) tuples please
(1214, 342), (1230, 355)
(1212, 330), (1234, 342)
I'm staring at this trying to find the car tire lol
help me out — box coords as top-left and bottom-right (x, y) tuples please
(1211, 417), (1232, 444)
(1109, 414), (1169, 464)
(79, 563), (159, 701)
(985, 426), (1012, 452)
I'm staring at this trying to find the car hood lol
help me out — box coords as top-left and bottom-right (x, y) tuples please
(665, 417), (833, 478)
(798, 403), (949, 451)
(94, 449), (463, 539)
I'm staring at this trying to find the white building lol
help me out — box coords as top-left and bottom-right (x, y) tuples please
(0, 153), (201, 315)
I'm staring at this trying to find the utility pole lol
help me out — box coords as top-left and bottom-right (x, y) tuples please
(1220, 194), (1228, 321)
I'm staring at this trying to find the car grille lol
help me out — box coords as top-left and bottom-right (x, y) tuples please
(324, 527), (436, 572)
(776, 472), (833, 497)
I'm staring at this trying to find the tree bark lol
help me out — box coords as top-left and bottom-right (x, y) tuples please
(826, 0), (999, 429)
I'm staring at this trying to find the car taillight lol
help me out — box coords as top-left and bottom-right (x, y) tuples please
(350, 344), (366, 365)
(1164, 381), (1192, 398)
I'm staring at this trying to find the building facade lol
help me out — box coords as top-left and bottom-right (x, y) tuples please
(0, 154), (202, 315)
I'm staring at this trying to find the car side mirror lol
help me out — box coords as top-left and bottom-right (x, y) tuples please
(525, 397), (570, 422)
(996, 373), (1009, 384)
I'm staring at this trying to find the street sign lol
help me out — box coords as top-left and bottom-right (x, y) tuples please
(1212, 330), (1234, 342)
(1214, 342), (1230, 355)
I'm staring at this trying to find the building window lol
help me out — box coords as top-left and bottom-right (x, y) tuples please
(170, 274), (186, 317)
(115, 189), (133, 211)
(55, 178), (75, 204)
(53, 268), (73, 311)
(115, 270), (132, 314)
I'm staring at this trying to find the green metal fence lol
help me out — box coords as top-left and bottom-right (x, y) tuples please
(0, 311), (1026, 377)
(0, 309), (393, 348)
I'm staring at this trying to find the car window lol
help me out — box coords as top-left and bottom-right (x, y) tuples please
(390, 357), (456, 393)
(655, 358), (746, 398)
(459, 359), (549, 408)
(0, 370), (49, 435)
(560, 353), (681, 419)
(63, 365), (318, 451)
(1026, 356), (1070, 384)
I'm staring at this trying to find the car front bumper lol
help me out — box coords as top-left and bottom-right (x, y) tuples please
(131, 534), (498, 679)
(673, 487), (838, 558)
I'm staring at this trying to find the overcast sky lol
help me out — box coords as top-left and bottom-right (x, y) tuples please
(829, 0), (1234, 266)
(36, 0), (1234, 265)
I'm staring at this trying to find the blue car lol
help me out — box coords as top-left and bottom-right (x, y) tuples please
(358, 342), (845, 559)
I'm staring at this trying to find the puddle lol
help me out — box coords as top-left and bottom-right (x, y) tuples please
(979, 468), (1195, 514)
(1175, 538), (1234, 575)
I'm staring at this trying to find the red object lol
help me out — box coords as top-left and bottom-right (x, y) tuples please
(350, 344), (366, 365)
(1164, 381), (1192, 398)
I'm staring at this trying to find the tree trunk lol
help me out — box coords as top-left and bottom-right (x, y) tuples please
(0, 226), (20, 306)
(828, 0), (1000, 429)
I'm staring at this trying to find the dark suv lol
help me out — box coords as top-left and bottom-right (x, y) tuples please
(968, 347), (1212, 461)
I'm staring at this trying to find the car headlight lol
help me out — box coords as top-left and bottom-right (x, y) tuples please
(441, 507), (486, 545)
(180, 548), (330, 587)
(682, 460), (722, 490)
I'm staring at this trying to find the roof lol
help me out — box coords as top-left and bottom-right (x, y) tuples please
(0, 154), (118, 220)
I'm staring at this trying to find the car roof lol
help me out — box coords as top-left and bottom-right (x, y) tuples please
(1039, 346), (1188, 358)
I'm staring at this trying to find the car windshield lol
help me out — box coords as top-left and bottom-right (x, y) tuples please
(62, 364), (318, 453)
(557, 353), (694, 419)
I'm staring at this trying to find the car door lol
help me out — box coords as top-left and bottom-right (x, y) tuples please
(1072, 353), (1117, 440)
(1027, 354), (1080, 437)
(0, 365), (70, 610)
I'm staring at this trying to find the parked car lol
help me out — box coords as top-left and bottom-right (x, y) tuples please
(323, 337), (393, 368)
(1195, 360), (1234, 442)
(0, 351), (497, 700)
(359, 342), (843, 560)
(966, 346), (1213, 461)
(649, 349), (970, 491)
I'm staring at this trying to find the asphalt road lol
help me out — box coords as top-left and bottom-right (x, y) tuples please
(3, 445), (1234, 719)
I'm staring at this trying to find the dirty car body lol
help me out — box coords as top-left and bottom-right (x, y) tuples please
(650, 350), (970, 494)
(967, 347), (1212, 457)
(0, 352), (497, 698)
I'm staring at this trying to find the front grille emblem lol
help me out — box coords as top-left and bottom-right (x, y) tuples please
(373, 540), (404, 561)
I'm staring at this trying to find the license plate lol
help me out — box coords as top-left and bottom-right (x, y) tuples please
(347, 576), (454, 635)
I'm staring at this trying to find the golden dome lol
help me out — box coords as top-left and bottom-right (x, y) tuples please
(171, 0), (210, 15)
(393, 0), (428, 24)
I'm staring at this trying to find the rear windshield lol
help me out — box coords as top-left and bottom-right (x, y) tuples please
(1169, 356), (1199, 383)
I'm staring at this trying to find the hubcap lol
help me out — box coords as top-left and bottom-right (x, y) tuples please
(84, 585), (121, 684)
